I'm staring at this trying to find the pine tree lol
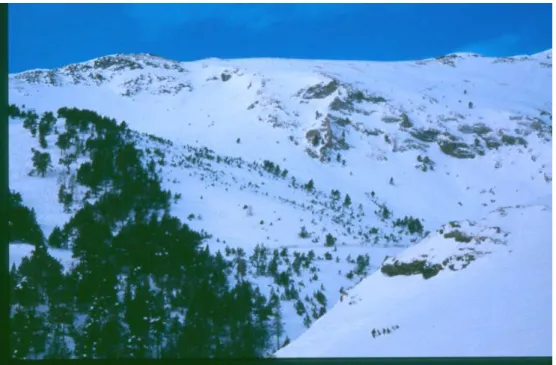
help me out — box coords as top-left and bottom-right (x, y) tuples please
(298, 226), (310, 238)
(40, 111), (56, 133)
(23, 112), (39, 137)
(58, 183), (72, 212)
(8, 190), (45, 246)
(294, 299), (306, 316)
(56, 132), (72, 155)
(11, 307), (48, 359)
(47, 294), (74, 332)
(324, 233), (336, 247)
(39, 134), (48, 149)
(149, 291), (169, 358)
(14, 257), (43, 308)
(8, 103), (22, 118)
(303, 314), (311, 328)
(74, 310), (102, 359)
(11, 307), (33, 359)
(225, 281), (262, 357)
(31, 148), (52, 177)
(343, 194), (352, 207)
(271, 297), (285, 351)
(48, 226), (66, 248)
(177, 302), (212, 357)
(305, 179), (314, 192)
(44, 325), (72, 359)
(124, 277), (153, 358)
(97, 309), (126, 358)
(160, 317), (182, 358)
(9, 263), (18, 301)
(314, 290), (327, 306)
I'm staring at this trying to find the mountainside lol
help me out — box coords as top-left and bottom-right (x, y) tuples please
(276, 203), (552, 357)
(8, 49), (552, 358)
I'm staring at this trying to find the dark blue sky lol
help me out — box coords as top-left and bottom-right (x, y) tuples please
(9, 3), (552, 73)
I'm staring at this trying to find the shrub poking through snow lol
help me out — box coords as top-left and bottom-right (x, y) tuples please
(381, 259), (443, 279)
(443, 230), (473, 243)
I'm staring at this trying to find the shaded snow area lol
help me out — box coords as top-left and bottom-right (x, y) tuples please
(9, 49), (552, 357)
(10, 243), (75, 272)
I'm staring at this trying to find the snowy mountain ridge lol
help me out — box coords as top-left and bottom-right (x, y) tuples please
(8, 49), (552, 357)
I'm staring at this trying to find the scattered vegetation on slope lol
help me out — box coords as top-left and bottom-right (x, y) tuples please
(9, 105), (280, 359)
(303, 80), (339, 99)
(381, 259), (444, 279)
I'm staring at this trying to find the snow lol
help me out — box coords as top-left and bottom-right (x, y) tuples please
(10, 243), (76, 272)
(276, 204), (552, 357)
(8, 49), (552, 356)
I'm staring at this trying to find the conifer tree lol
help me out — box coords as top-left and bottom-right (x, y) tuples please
(149, 291), (169, 358)
(325, 233), (337, 247)
(8, 190), (45, 246)
(271, 294), (285, 351)
(48, 227), (66, 249)
(56, 132), (72, 155)
(11, 307), (48, 359)
(343, 194), (352, 207)
(31, 148), (52, 177)
(305, 179), (314, 192)
(23, 112), (39, 137)
(97, 309), (127, 358)
(123, 277), (153, 358)
(44, 325), (72, 359)
(11, 307), (34, 359)
(58, 183), (73, 213)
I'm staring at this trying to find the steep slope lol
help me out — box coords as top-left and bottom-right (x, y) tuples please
(8, 50), (552, 357)
(276, 203), (552, 357)
(9, 52), (552, 232)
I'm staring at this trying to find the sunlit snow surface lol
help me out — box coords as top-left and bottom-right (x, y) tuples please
(9, 49), (552, 356)
(276, 204), (552, 357)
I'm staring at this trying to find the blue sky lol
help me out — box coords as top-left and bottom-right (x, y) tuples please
(9, 3), (552, 73)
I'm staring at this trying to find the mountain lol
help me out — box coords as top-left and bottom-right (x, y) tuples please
(8, 49), (552, 358)
(276, 203), (552, 357)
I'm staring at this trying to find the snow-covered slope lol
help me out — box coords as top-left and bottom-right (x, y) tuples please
(276, 203), (552, 357)
(9, 49), (552, 356)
